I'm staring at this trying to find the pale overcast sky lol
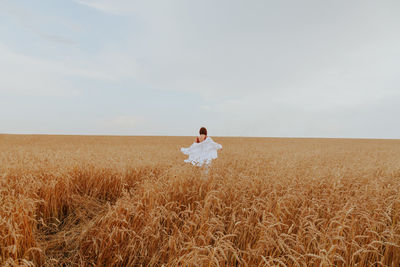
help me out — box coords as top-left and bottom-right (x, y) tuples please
(1, 0), (399, 138)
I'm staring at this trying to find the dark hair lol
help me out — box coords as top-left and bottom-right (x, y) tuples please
(199, 127), (207, 136)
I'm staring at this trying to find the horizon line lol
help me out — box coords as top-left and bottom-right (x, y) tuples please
(0, 132), (399, 141)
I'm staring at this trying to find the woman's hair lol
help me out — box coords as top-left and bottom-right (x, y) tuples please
(199, 127), (207, 136)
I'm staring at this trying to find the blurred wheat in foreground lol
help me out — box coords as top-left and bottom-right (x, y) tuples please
(1, 135), (400, 266)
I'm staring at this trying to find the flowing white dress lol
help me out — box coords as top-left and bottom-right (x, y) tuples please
(181, 137), (222, 166)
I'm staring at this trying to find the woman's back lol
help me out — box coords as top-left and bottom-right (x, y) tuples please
(196, 134), (207, 143)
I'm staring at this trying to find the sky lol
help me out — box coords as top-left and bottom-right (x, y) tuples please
(0, 0), (399, 138)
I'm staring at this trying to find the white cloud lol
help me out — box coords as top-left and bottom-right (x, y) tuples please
(0, 1), (78, 45)
(74, 0), (119, 14)
(0, 44), (74, 96)
(93, 115), (148, 135)
(74, 0), (143, 15)
(0, 43), (137, 96)
(111, 115), (143, 128)
(72, 1), (400, 101)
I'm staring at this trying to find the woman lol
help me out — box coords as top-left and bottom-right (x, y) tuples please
(181, 127), (222, 167)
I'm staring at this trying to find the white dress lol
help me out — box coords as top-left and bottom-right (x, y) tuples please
(181, 137), (222, 166)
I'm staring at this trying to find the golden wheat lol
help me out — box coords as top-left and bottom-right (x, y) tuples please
(1, 134), (399, 266)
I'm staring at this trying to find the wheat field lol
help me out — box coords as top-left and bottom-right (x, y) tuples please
(1, 134), (399, 266)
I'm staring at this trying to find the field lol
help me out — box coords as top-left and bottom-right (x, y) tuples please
(1, 134), (400, 266)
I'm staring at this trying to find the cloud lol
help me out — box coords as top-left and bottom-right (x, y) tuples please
(111, 115), (143, 128)
(74, 0), (117, 14)
(0, 43), (124, 96)
(72, 1), (400, 101)
(61, 1), (400, 138)
(73, 0), (140, 15)
(29, 29), (77, 45)
(0, 44), (73, 96)
(93, 115), (148, 135)
(0, 1), (77, 45)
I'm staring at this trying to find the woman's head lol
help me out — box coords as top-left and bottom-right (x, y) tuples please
(199, 127), (207, 136)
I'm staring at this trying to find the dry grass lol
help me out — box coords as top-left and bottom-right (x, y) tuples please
(1, 134), (400, 266)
